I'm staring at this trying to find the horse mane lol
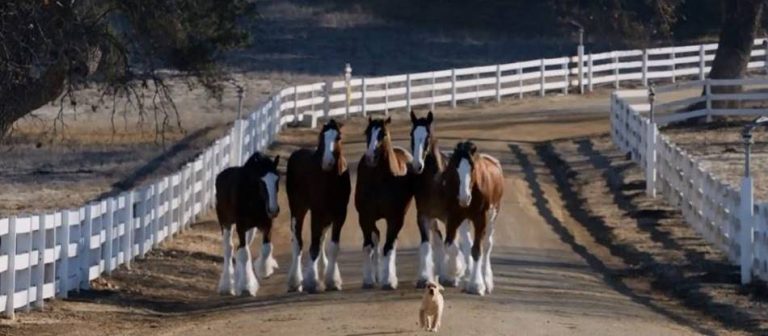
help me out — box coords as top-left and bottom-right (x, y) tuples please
(429, 136), (445, 172)
(379, 127), (410, 176)
(479, 153), (501, 170)
(244, 152), (268, 169)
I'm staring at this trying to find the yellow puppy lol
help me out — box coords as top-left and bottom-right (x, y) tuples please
(419, 282), (444, 332)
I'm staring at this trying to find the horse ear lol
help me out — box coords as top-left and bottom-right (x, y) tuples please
(385, 116), (392, 124)
(273, 155), (280, 168)
(469, 143), (477, 155)
(410, 110), (417, 123)
(427, 111), (433, 123)
(368, 116), (372, 123)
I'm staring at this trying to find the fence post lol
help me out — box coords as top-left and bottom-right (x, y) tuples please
(474, 71), (480, 104)
(152, 183), (161, 249)
(34, 215), (46, 310)
(450, 69), (457, 108)
(430, 72), (436, 111)
(613, 53), (620, 89)
(588, 53), (594, 92)
(138, 189), (148, 258)
(4, 216), (16, 319)
(578, 44), (585, 94)
(539, 59), (546, 96)
(671, 51), (676, 83)
(642, 49), (649, 87)
(495, 64), (502, 102)
(741, 162), (755, 284)
(562, 61), (569, 95)
(124, 191), (134, 269)
(80, 205), (92, 290)
(384, 78), (390, 115)
(293, 86), (299, 123)
(764, 39), (768, 75)
(164, 177), (172, 242)
(59, 211), (70, 298)
(362, 77), (367, 117)
(344, 63), (352, 119)
(518, 66), (523, 99)
(699, 45), (706, 80)
(646, 124), (658, 198)
(104, 199), (114, 275)
(705, 80), (713, 122)
(323, 80), (331, 120)
(24, 219), (32, 312)
(406, 74), (412, 112)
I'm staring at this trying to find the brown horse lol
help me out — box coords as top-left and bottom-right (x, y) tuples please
(286, 119), (351, 293)
(355, 116), (414, 290)
(215, 152), (281, 296)
(441, 141), (503, 295)
(409, 110), (472, 288)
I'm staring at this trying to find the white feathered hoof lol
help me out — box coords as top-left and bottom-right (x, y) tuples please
(254, 256), (279, 280)
(235, 247), (259, 296)
(302, 257), (321, 294)
(464, 280), (486, 296)
(439, 275), (460, 288)
(217, 262), (235, 296)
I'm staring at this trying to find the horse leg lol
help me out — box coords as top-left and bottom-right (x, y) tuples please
(254, 225), (279, 279)
(234, 224), (259, 296)
(380, 216), (405, 290)
(324, 217), (344, 291)
(303, 214), (326, 293)
(458, 219), (473, 284)
(464, 214), (487, 296)
(217, 225), (235, 295)
(483, 208), (498, 294)
(319, 227), (329, 281)
(416, 213), (435, 288)
(440, 217), (464, 288)
(287, 210), (307, 292)
(359, 214), (378, 289)
(431, 220), (446, 283)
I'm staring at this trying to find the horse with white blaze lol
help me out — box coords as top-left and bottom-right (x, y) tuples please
(355, 116), (414, 290)
(441, 141), (503, 295)
(286, 119), (352, 293)
(215, 152), (281, 296)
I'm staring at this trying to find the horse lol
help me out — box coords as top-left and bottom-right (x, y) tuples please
(355, 116), (414, 290)
(441, 141), (503, 295)
(409, 110), (473, 288)
(286, 119), (351, 293)
(215, 152), (281, 296)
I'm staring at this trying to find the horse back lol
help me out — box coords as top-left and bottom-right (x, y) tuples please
(476, 154), (504, 208)
(215, 167), (241, 226)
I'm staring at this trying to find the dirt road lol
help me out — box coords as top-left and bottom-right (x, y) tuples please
(5, 94), (750, 335)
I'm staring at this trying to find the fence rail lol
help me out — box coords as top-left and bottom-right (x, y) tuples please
(3, 38), (768, 318)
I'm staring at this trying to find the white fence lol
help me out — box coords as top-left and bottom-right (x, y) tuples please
(3, 38), (768, 318)
(611, 78), (768, 285)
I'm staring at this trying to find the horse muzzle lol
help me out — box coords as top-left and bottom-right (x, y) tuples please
(267, 206), (280, 218)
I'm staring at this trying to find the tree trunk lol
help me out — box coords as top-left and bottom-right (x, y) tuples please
(708, 0), (763, 108)
(0, 62), (67, 138)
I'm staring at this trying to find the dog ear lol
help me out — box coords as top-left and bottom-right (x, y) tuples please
(437, 283), (445, 292)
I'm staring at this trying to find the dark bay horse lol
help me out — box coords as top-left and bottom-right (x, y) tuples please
(441, 141), (503, 295)
(355, 116), (414, 290)
(410, 110), (473, 288)
(215, 152), (281, 296)
(286, 119), (351, 293)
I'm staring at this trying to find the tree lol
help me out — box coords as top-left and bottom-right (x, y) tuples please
(0, 0), (257, 139)
(707, 0), (764, 105)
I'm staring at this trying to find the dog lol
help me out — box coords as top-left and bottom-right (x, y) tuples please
(419, 282), (444, 332)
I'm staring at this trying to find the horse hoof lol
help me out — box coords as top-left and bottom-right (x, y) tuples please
(381, 283), (397, 291)
(325, 283), (342, 291)
(287, 285), (303, 293)
(362, 283), (375, 289)
(439, 278), (460, 288)
(464, 284), (486, 296)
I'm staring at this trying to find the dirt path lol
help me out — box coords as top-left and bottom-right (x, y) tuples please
(5, 93), (760, 336)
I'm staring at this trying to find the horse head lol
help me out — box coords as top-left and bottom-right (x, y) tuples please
(364, 116), (392, 167)
(446, 141), (478, 208)
(409, 110), (434, 174)
(245, 153), (281, 218)
(319, 119), (344, 172)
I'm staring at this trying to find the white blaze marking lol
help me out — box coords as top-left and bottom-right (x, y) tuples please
(365, 127), (381, 161)
(322, 128), (338, 171)
(457, 158), (472, 206)
(262, 172), (279, 214)
(411, 126), (428, 172)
